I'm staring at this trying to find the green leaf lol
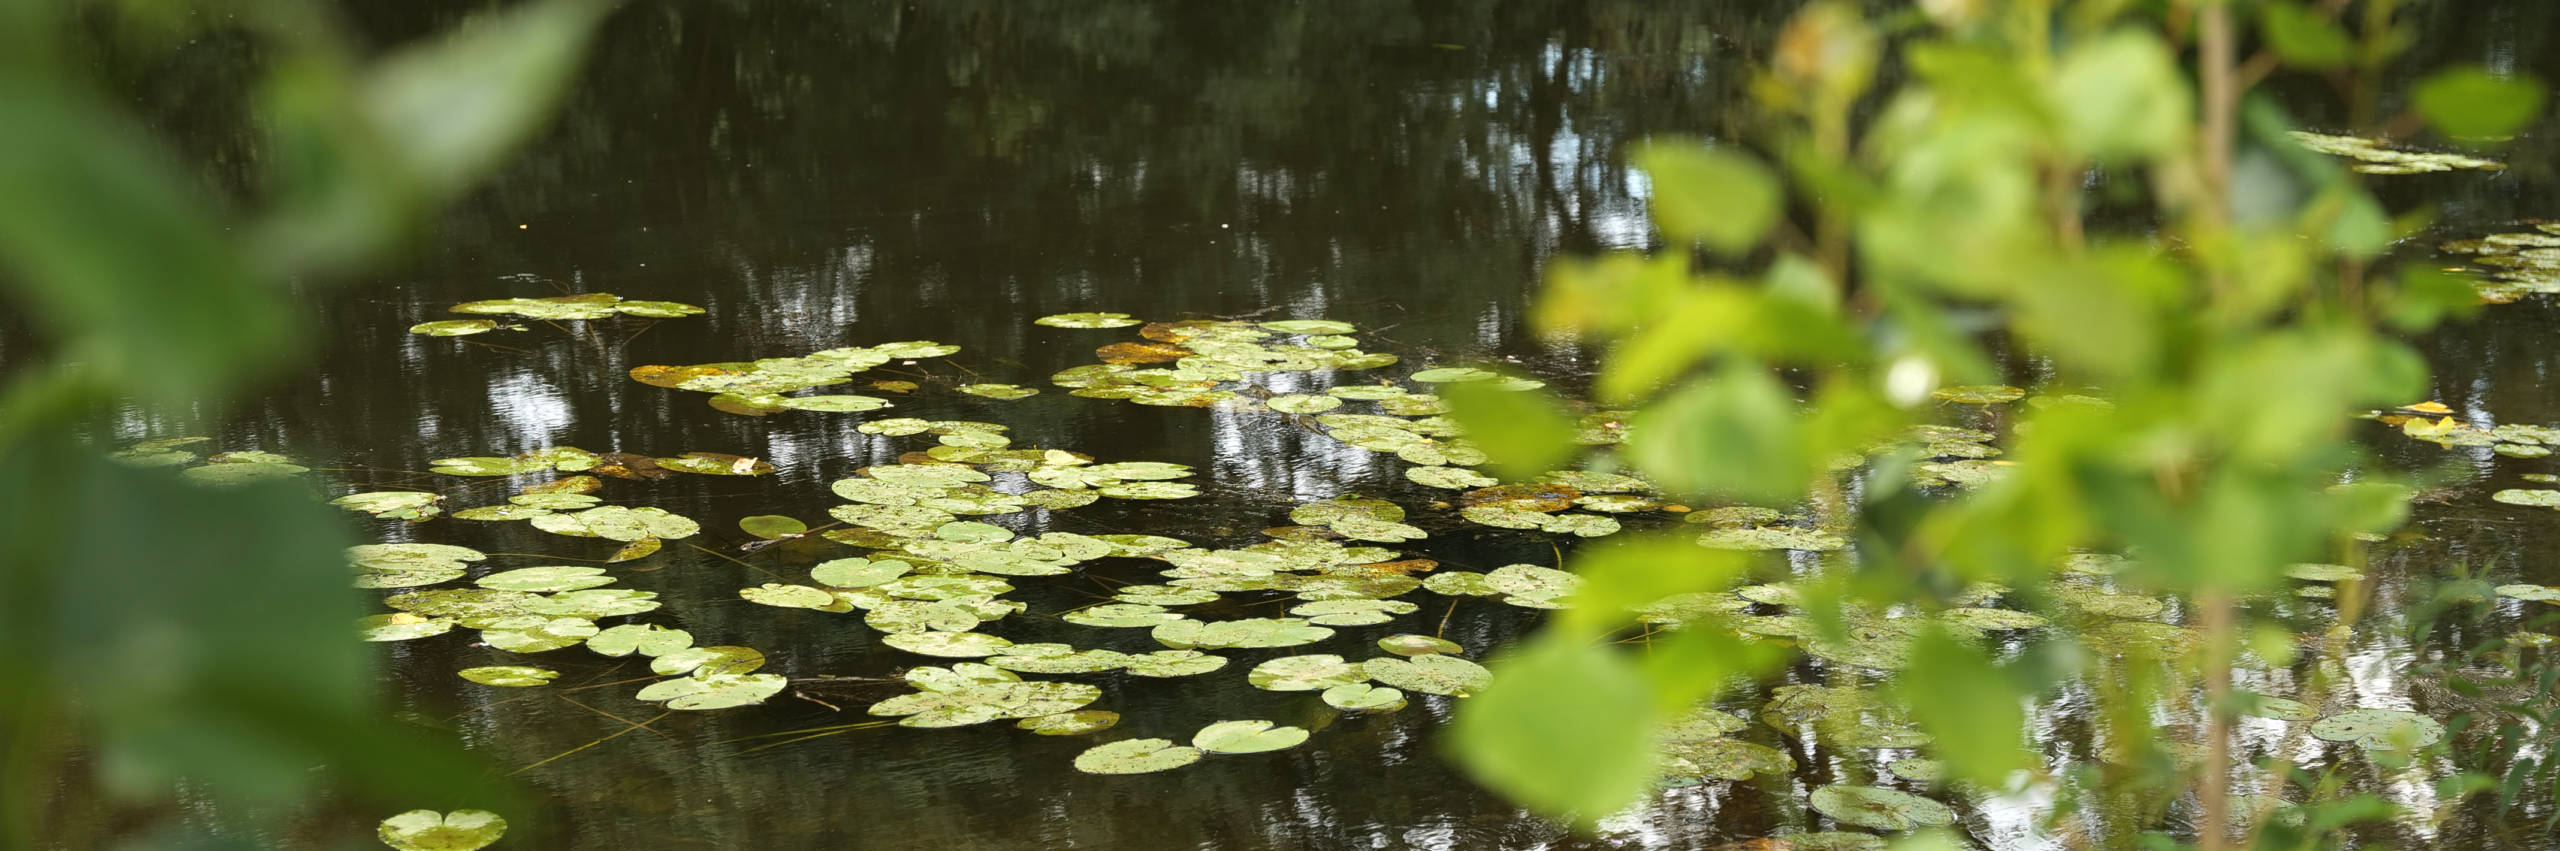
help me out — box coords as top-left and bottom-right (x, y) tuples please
(1892, 629), (2030, 788)
(1443, 381), (1577, 482)
(2050, 30), (2191, 162)
(2258, 3), (2351, 69)
(1634, 140), (1779, 254)
(361, 0), (610, 196)
(1624, 360), (1806, 503)
(1191, 719), (1310, 754)
(2413, 66), (2547, 139)
(1448, 636), (1657, 827)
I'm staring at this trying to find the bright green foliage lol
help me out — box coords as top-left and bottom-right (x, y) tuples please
(1891, 630), (2029, 788)
(2414, 66), (2549, 139)
(1447, 636), (1656, 828)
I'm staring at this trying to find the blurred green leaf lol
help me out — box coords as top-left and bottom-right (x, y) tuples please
(1442, 381), (1578, 482)
(1448, 635), (1656, 827)
(2050, 30), (2191, 163)
(2258, 3), (2351, 69)
(1626, 359), (1806, 503)
(0, 90), (294, 405)
(1635, 140), (1780, 255)
(2413, 66), (2547, 139)
(363, 0), (611, 195)
(1892, 629), (2031, 788)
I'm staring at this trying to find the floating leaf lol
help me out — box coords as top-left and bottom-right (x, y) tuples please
(2283, 563), (2365, 582)
(1122, 650), (1230, 678)
(1016, 710), (1120, 735)
(478, 616), (599, 653)
(1073, 739), (1202, 775)
(654, 452), (777, 476)
(1378, 634), (1461, 657)
(1661, 738), (1795, 783)
(333, 491), (443, 520)
(883, 631), (1014, 658)
(1322, 683), (1408, 713)
(778, 395), (891, 413)
(1260, 319), (1355, 335)
(1267, 394), (1341, 413)
(1247, 654), (1368, 691)
(1407, 466), (1498, 489)
(410, 319), (501, 336)
(650, 645), (765, 676)
(1036, 312), (1142, 329)
(740, 583), (838, 610)
(1363, 654), (1490, 696)
(458, 665), (556, 687)
(2492, 489), (2560, 508)
(1412, 367), (1498, 383)
(1192, 719), (1310, 754)
(2495, 584), (2560, 603)
(1808, 785), (1956, 831)
(636, 672), (788, 710)
(740, 515), (807, 540)
(586, 624), (692, 657)
(1931, 385), (2024, 404)
(359, 613), (454, 642)
(378, 809), (507, 851)
(812, 557), (913, 588)
(2242, 695), (2318, 721)
(476, 566), (613, 592)
(2309, 708), (2445, 751)
(958, 383), (1038, 400)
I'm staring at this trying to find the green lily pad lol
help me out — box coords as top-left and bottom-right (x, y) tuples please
(988, 648), (1130, 674)
(1122, 650), (1230, 678)
(1362, 654), (1490, 696)
(1377, 634), (1461, 657)
(458, 666), (557, 687)
(509, 492), (599, 510)
(1073, 738), (1202, 775)
(1113, 585), (1222, 606)
(359, 613), (455, 642)
(883, 631), (1015, 658)
(1888, 758), (1944, 783)
(1661, 739), (1796, 783)
(430, 456), (551, 476)
(1061, 603), (1184, 628)
(1809, 785), (1956, 830)
(1098, 481), (1198, 500)
(1267, 394), (1342, 413)
(812, 557), (914, 588)
(1036, 312), (1142, 328)
(740, 583), (839, 610)
(1407, 466), (1498, 489)
(181, 461), (308, 486)
(377, 809), (507, 851)
(1016, 710), (1121, 735)
(1321, 683), (1408, 713)
(2496, 584), (2560, 602)
(1151, 617), (1334, 650)
(2284, 563), (2365, 582)
(476, 566), (613, 592)
(635, 672), (789, 710)
(1247, 654), (1368, 691)
(2309, 708), (2444, 751)
(410, 319), (502, 337)
(2492, 489), (2560, 507)
(650, 645), (765, 676)
(1699, 525), (1846, 551)
(1940, 608), (2048, 630)
(333, 491), (443, 519)
(1327, 385), (1410, 400)
(1422, 571), (1501, 596)
(1192, 719), (1310, 754)
(586, 624), (692, 657)
(959, 383), (1038, 400)
(778, 395), (892, 413)
(452, 504), (554, 521)
(523, 589), (660, 618)
(1770, 834), (1887, 851)
(614, 300), (706, 318)
(478, 616), (600, 653)
(1260, 319), (1355, 335)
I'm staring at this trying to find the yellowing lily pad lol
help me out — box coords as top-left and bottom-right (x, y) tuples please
(378, 809), (507, 851)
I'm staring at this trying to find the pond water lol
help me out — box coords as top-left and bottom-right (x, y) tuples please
(90, 2), (2560, 848)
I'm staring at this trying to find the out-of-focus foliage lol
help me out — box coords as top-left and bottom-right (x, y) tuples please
(1449, 0), (2546, 845)
(0, 1), (605, 846)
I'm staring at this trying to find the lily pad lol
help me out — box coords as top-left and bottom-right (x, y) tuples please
(2309, 708), (2444, 751)
(1267, 394), (1342, 413)
(476, 566), (614, 593)
(359, 613), (455, 642)
(1406, 466), (1498, 489)
(586, 624), (693, 657)
(1016, 710), (1121, 735)
(377, 809), (507, 851)
(1661, 738), (1795, 783)
(1192, 719), (1310, 754)
(1036, 312), (1142, 328)
(410, 319), (502, 337)
(1362, 654), (1490, 696)
(2284, 563), (2365, 582)
(1931, 385), (2025, 404)
(1322, 683), (1408, 713)
(1260, 319), (1355, 335)
(2493, 489), (2560, 508)
(2242, 695), (2318, 721)
(959, 383), (1038, 400)
(1378, 634), (1461, 657)
(1411, 367), (1497, 383)
(458, 666), (557, 687)
(1809, 785), (1956, 831)
(740, 583), (839, 610)
(883, 631), (1015, 658)
(2496, 584), (2560, 603)
(478, 616), (600, 653)
(650, 645), (765, 676)
(779, 395), (892, 413)
(1073, 738), (1202, 775)
(635, 672), (789, 710)
(1247, 655), (1368, 691)
(1122, 650), (1230, 678)
(333, 491), (443, 520)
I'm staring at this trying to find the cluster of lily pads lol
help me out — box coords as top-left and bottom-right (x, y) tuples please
(109, 438), (316, 486)
(329, 310), (2516, 845)
(2441, 224), (2560, 303)
(2288, 130), (2504, 175)
(630, 339), (963, 415)
(411, 292), (706, 336)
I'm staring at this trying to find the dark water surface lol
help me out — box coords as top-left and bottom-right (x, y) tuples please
(86, 2), (2560, 848)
